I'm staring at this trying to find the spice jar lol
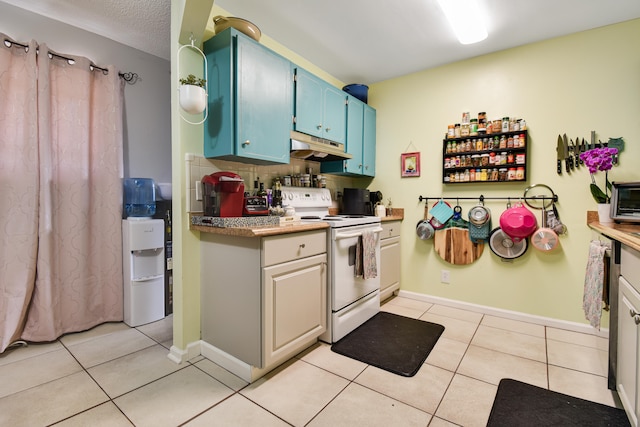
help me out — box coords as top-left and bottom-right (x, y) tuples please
(516, 167), (525, 180)
(502, 117), (510, 133)
(470, 119), (478, 136)
(447, 124), (455, 139)
(519, 133), (526, 147)
(461, 123), (470, 137)
(491, 168), (499, 181)
(507, 153), (515, 164)
(480, 153), (490, 166)
(489, 152), (497, 165)
(516, 153), (526, 164)
(454, 123), (461, 138)
(499, 135), (507, 149)
(471, 154), (480, 167)
(507, 168), (517, 180)
(498, 168), (508, 181)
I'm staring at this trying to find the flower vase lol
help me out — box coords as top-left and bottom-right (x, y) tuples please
(179, 85), (206, 114)
(597, 203), (613, 223)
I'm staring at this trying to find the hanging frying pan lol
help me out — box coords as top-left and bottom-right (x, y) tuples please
(489, 227), (528, 260)
(530, 207), (560, 252)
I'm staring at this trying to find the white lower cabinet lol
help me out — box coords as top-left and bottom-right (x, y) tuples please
(201, 230), (326, 382)
(618, 245), (640, 426)
(380, 221), (401, 302)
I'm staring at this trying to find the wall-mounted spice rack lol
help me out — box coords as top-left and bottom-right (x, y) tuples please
(442, 130), (528, 184)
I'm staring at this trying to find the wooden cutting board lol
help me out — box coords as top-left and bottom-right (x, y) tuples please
(434, 227), (484, 265)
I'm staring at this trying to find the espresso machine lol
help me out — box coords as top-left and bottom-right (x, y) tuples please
(202, 172), (245, 217)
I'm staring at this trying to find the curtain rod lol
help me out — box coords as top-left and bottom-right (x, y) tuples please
(3, 38), (138, 84)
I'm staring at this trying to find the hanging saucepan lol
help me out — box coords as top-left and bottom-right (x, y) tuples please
(469, 203), (491, 227)
(489, 227), (528, 259)
(523, 183), (566, 235)
(469, 202), (492, 243)
(499, 201), (538, 242)
(530, 207), (560, 252)
(416, 201), (434, 240)
(416, 219), (435, 240)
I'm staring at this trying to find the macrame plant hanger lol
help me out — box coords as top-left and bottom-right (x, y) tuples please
(177, 34), (208, 125)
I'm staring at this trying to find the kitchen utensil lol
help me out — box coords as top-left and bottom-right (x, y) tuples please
(469, 204), (491, 226)
(590, 131), (596, 150)
(434, 219), (484, 265)
(579, 138), (587, 164)
(489, 227), (528, 260)
(416, 219), (435, 240)
(213, 15), (261, 41)
(499, 201), (538, 242)
(563, 134), (572, 172)
(571, 138), (579, 169)
(417, 202), (434, 240)
(530, 208), (560, 252)
(556, 135), (565, 175)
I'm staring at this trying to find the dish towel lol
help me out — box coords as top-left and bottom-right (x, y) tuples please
(355, 231), (377, 279)
(583, 240), (609, 330)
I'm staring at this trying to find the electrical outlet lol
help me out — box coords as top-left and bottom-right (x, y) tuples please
(441, 270), (450, 284)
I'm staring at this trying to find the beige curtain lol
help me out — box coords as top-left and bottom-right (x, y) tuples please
(0, 38), (124, 351)
(0, 36), (39, 352)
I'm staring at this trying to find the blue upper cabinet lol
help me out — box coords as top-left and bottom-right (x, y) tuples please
(294, 68), (346, 144)
(321, 95), (376, 177)
(203, 29), (292, 164)
(362, 104), (376, 176)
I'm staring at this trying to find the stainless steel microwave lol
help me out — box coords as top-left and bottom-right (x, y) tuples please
(611, 182), (640, 223)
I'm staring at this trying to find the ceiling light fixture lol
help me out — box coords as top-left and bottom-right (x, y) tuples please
(436, 0), (488, 45)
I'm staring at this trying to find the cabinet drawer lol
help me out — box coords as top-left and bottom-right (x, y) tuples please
(262, 230), (326, 267)
(381, 221), (401, 239)
(622, 245), (640, 293)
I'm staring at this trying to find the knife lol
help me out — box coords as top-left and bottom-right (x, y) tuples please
(563, 134), (571, 173)
(556, 135), (564, 175)
(579, 138), (587, 164)
(572, 137), (579, 169)
(590, 131), (596, 150)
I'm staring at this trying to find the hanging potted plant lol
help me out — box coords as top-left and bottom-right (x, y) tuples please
(179, 74), (207, 114)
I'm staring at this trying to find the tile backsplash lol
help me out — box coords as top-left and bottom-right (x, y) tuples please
(186, 154), (369, 213)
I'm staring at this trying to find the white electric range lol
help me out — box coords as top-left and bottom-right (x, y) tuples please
(282, 186), (382, 342)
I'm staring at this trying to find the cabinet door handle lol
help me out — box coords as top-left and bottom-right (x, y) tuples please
(636, 316), (640, 326)
(299, 243), (306, 249)
(242, 140), (250, 146)
(325, 127), (331, 132)
(630, 309), (640, 318)
(316, 124), (322, 130)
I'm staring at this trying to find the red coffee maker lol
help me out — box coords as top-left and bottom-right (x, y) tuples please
(202, 172), (245, 217)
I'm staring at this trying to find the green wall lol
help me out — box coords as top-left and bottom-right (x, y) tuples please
(369, 19), (640, 325)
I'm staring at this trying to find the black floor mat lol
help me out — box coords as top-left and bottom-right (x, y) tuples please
(487, 378), (630, 427)
(330, 311), (444, 377)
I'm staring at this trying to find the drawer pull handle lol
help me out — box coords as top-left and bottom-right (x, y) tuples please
(242, 140), (250, 146)
(299, 243), (306, 249)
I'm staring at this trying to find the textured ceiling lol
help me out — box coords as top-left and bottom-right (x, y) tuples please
(0, 0), (171, 60)
(4, 0), (640, 83)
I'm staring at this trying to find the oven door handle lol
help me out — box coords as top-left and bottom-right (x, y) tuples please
(335, 227), (383, 240)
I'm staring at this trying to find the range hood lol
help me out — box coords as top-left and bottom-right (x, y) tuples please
(290, 130), (352, 162)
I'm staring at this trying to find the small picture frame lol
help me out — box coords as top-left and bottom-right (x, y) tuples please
(401, 152), (420, 177)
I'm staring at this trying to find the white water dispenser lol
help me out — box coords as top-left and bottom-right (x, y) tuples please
(122, 218), (165, 326)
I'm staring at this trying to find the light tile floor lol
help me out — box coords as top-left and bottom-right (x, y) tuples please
(0, 296), (624, 426)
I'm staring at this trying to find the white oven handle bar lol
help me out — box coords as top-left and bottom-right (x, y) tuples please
(334, 227), (383, 240)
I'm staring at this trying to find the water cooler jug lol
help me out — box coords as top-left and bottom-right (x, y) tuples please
(124, 178), (156, 218)
(122, 218), (165, 326)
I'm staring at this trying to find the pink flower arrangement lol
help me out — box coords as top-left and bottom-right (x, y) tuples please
(579, 147), (618, 203)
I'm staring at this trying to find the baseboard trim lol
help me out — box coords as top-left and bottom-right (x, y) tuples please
(167, 340), (202, 364)
(397, 290), (609, 338)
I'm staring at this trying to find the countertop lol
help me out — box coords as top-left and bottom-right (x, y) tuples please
(587, 211), (640, 252)
(191, 208), (404, 238)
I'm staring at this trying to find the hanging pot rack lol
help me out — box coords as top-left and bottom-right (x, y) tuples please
(419, 184), (559, 206)
(177, 34), (208, 125)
